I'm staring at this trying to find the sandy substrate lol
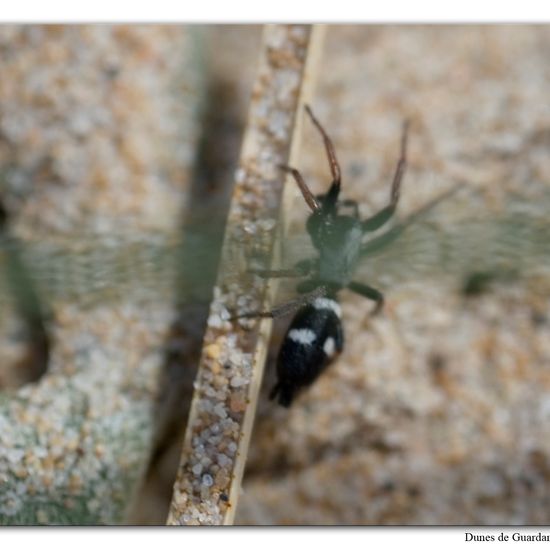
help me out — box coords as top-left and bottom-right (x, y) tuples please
(1, 24), (549, 526)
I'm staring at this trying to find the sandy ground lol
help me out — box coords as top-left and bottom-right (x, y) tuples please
(1, 25), (550, 525)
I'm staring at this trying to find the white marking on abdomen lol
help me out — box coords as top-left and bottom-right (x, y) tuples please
(288, 328), (316, 345)
(313, 297), (341, 318)
(323, 337), (336, 357)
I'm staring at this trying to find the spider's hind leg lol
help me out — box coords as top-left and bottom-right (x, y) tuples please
(230, 285), (327, 321)
(348, 281), (384, 315)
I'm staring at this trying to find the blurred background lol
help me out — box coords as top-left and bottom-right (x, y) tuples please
(0, 25), (549, 525)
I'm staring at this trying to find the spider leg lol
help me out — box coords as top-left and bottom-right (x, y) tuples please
(249, 268), (306, 279)
(360, 183), (464, 258)
(231, 285), (326, 321)
(361, 204), (396, 232)
(390, 119), (410, 206)
(249, 258), (314, 279)
(305, 105), (341, 188)
(279, 164), (320, 213)
(348, 281), (384, 315)
(362, 120), (409, 232)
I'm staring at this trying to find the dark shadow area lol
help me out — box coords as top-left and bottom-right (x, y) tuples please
(128, 73), (248, 524)
(0, 197), (50, 389)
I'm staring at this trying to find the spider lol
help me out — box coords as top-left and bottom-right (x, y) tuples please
(235, 105), (447, 407)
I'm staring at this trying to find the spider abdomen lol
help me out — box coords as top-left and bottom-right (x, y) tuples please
(270, 296), (344, 407)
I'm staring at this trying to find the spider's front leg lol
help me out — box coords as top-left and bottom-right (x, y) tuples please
(362, 120), (409, 232)
(305, 104), (341, 188)
(279, 164), (320, 213)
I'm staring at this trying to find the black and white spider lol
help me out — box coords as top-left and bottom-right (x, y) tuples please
(236, 105), (453, 407)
